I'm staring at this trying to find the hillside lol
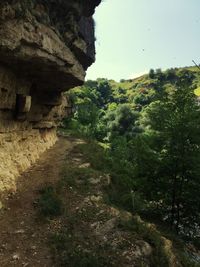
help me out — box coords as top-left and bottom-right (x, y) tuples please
(63, 66), (200, 266)
(67, 66), (200, 139)
(107, 66), (200, 111)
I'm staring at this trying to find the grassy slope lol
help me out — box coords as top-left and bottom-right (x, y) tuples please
(36, 132), (200, 267)
(109, 66), (200, 97)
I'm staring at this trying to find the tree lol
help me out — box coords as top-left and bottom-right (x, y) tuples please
(69, 85), (101, 137)
(144, 73), (200, 233)
(149, 69), (155, 79)
(165, 68), (176, 82)
(105, 104), (141, 139)
(155, 68), (165, 82)
(96, 79), (113, 107)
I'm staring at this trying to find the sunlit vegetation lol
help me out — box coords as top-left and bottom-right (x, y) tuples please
(64, 66), (200, 241)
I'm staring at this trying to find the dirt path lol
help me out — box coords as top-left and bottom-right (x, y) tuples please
(0, 136), (155, 267)
(0, 137), (74, 267)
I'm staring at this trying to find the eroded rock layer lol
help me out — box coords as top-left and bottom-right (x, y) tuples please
(0, 0), (101, 193)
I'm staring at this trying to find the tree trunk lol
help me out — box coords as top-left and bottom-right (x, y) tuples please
(170, 176), (177, 230)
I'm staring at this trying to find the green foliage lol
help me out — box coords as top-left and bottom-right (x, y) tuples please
(65, 66), (200, 238)
(105, 104), (141, 139)
(149, 69), (155, 79)
(142, 73), (200, 232)
(36, 186), (63, 218)
(57, 130), (200, 266)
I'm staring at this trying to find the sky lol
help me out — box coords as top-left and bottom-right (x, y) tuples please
(86, 0), (200, 81)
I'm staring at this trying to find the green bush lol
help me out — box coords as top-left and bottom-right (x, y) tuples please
(36, 186), (63, 218)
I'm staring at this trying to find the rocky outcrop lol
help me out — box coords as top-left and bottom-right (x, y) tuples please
(0, 0), (101, 193)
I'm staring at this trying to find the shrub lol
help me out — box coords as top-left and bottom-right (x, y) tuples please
(36, 186), (63, 218)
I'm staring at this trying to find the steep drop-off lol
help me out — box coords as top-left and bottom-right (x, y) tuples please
(0, 0), (101, 193)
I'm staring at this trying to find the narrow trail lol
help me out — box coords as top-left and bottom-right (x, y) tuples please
(0, 137), (74, 267)
(0, 136), (155, 267)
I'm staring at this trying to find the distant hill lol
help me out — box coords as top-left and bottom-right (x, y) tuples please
(105, 66), (200, 111)
(67, 65), (200, 138)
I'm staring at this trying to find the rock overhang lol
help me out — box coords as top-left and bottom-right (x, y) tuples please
(0, 0), (101, 91)
(0, 0), (101, 194)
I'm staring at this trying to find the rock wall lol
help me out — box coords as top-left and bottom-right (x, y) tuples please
(0, 0), (101, 193)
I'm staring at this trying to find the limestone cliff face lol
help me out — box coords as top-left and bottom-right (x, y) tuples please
(0, 0), (101, 193)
